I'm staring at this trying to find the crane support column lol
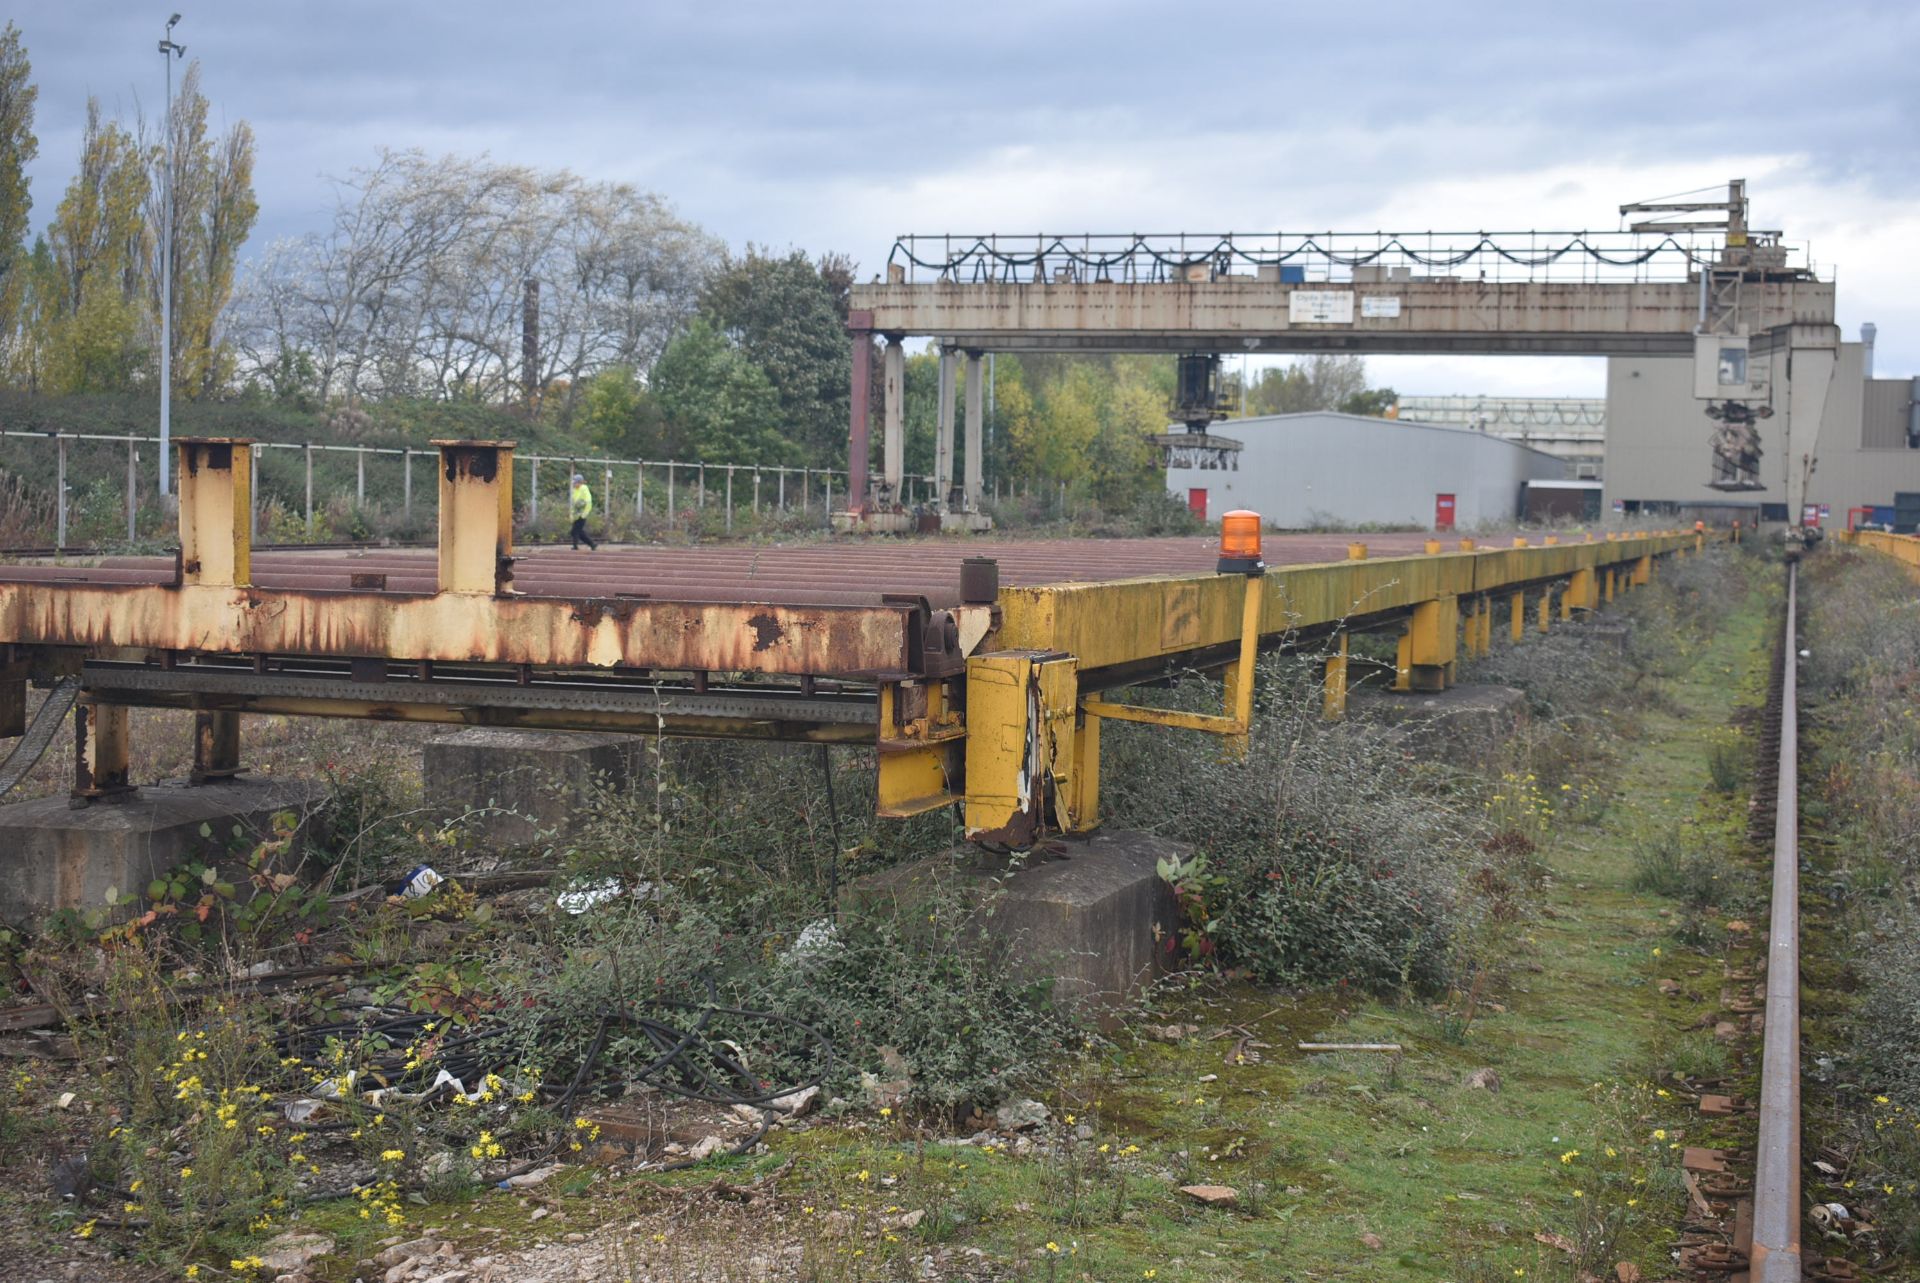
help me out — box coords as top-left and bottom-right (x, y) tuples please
(963, 351), (985, 511)
(847, 310), (873, 511)
(935, 347), (957, 513)
(881, 337), (906, 508)
(1510, 591), (1525, 644)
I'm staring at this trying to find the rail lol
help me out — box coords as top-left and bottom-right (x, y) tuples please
(1751, 560), (1801, 1280)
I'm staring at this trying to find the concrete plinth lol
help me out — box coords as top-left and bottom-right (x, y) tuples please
(1347, 683), (1528, 763)
(0, 777), (328, 920)
(423, 729), (640, 846)
(849, 830), (1184, 1011)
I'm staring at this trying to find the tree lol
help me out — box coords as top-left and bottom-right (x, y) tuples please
(575, 363), (664, 455)
(1337, 386), (1399, 417)
(0, 21), (35, 367)
(230, 151), (722, 412)
(40, 100), (150, 393)
(648, 319), (789, 464)
(1245, 354), (1372, 416)
(142, 62), (257, 397)
(699, 247), (852, 467)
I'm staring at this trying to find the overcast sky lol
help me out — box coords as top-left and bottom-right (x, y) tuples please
(14, 0), (1920, 395)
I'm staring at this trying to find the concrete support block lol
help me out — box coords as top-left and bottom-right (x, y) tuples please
(848, 830), (1184, 1012)
(1347, 683), (1528, 764)
(423, 728), (641, 846)
(0, 776), (327, 920)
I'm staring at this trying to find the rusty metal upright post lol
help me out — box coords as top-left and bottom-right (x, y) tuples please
(73, 698), (132, 803)
(177, 438), (254, 589)
(435, 440), (515, 596)
(190, 711), (242, 784)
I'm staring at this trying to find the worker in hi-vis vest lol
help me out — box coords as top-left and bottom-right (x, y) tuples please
(569, 473), (599, 551)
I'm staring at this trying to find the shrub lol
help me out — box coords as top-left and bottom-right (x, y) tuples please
(1102, 653), (1478, 993)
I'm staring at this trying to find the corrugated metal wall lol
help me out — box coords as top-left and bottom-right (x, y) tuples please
(1863, 380), (1912, 448)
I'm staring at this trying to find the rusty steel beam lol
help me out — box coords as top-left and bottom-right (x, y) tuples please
(0, 585), (918, 677)
(86, 686), (869, 744)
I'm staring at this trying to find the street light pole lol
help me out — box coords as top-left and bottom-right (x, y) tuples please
(157, 14), (185, 497)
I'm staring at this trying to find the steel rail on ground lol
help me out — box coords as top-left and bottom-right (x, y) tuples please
(1751, 560), (1801, 1280)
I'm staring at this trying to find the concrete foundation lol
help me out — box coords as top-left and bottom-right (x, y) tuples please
(423, 729), (641, 846)
(0, 777), (328, 920)
(848, 829), (1184, 1011)
(1347, 683), (1528, 763)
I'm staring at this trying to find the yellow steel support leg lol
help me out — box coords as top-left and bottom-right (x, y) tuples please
(1605, 569), (1616, 604)
(1569, 566), (1596, 614)
(1085, 573), (1263, 742)
(963, 651), (1080, 844)
(1510, 590), (1525, 644)
(1479, 598), (1493, 655)
(1323, 633), (1349, 720)
(1634, 554), (1652, 586)
(1067, 711), (1100, 831)
(1407, 595), (1457, 692)
(1538, 588), (1551, 633)
(876, 681), (964, 817)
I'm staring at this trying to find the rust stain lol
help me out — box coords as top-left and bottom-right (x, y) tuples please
(746, 612), (785, 651)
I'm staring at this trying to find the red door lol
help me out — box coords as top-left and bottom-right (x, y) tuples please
(1435, 493), (1456, 531)
(1188, 488), (1208, 520)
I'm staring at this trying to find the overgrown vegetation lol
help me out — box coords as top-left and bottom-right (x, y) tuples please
(1801, 546), (1920, 1257)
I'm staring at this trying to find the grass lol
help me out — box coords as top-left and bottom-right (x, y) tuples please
(0, 552), (1792, 1281)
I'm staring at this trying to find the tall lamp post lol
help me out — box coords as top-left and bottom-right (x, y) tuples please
(157, 13), (185, 496)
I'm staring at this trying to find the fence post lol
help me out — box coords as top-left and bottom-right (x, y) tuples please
(698, 463), (706, 510)
(604, 465), (613, 536)
(825, 473), (832, 516)
(126, 436), (137, 541)
(635, 463), (643, 516)
(403, 450), (413, 521)
(304, 444), (314, 535)
(776, 469), (784, 512)
(726, 466), (734, 533)
(753, 470), (761, 517)
(356, 448), (365, 506)
(667, 462), (675, 523)
(800, 468), (808, 513)
(56, 434), (67, 550)
(531, 457), (540, 524)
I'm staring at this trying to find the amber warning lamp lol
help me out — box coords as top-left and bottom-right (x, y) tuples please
(1217, 510), (1265, 574)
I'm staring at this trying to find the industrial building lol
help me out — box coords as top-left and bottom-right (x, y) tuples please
(1395, 395), (1606, 477)
(1604, 328), (1920, 526)
(1163, 411), (1566, 530)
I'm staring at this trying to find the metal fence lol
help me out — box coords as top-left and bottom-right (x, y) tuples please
(0, 428), (948, 547)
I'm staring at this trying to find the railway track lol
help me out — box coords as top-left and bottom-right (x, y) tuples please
(1689, 560), (1836, 1282)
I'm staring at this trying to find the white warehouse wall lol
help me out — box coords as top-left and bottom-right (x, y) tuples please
(1165, 412), (1567, 528)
